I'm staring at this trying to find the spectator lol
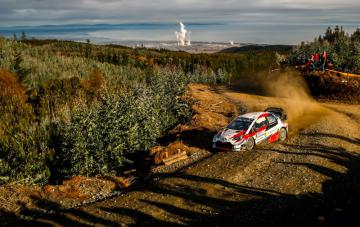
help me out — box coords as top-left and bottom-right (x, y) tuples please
(314, 52), (319, 69)
(306, 59), (312, 73)
(328, 60), (334, 70)
(322, 50), (327, 72)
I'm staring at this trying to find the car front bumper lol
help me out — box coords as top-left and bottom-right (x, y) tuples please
(213, 141), (245, 151)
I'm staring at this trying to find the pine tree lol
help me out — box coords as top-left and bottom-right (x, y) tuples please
(21, 31), (27, 41)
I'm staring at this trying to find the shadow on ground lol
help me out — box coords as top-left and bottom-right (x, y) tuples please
(1, 132), (359, 226)
(158, 128), (218, 151)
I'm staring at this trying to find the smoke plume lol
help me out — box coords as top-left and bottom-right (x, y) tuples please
(175, 21), (191, 46)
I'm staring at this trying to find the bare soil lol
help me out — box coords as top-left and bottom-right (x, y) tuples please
(2, 81), (360, 226)
(305, 71), (360, 104)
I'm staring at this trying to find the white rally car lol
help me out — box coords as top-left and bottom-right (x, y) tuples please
(212, 107), (288, 151)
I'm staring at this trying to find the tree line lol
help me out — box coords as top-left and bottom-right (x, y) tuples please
(290, 26), (360, 73)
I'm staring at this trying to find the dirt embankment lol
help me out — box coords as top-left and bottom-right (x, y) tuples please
(305, 71), (360, 104)
(151, 83), (242, 164)
(6, 70), (359, 226)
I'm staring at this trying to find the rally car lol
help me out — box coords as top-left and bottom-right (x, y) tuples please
(212, 107), (288, 151)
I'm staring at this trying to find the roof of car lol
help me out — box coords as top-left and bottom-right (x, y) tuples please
(240, 112), (268, 119)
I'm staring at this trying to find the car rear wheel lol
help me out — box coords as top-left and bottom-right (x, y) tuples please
(245, 138), (255, 151)
(279, 128), (287, 142)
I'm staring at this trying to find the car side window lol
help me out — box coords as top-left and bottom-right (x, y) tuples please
(254, 117), (267, 131)
(266, 114), (278, 127)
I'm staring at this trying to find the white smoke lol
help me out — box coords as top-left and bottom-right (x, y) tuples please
(175, 21), (191, 46)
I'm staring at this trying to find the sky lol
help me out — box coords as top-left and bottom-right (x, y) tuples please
(0, 0), (359, 44)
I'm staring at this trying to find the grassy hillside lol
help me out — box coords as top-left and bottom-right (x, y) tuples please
(0, 37), (279, 185)
(22, 39), (280, 81)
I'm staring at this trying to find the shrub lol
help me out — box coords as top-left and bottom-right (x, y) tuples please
(53, 69), (192, 177)
(54, 90), (158, 177)
(80, 67), (105, 103)
(29, 68), (104, 122)
(0, 70), (52, 185)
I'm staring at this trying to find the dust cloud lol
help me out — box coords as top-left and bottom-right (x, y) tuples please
(260, 70), (330, 135)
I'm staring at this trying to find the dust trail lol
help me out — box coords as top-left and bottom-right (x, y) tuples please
(261, 70), (330, 136)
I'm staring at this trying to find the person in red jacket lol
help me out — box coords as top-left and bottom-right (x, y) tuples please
(314, 52), (319, 69)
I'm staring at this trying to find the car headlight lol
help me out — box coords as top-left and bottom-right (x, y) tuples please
(212, 132), (220, 142)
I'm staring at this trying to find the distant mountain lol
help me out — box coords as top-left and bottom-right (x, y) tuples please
(220, 44), (294, 53)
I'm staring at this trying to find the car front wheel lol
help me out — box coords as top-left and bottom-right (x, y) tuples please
(245, 138), (255, 151)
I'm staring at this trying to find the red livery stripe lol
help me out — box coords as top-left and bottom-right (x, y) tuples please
(268, 132), (279, 143)
(231, 130), (246, 139)
(255, 126), (267, 133)
(258, 113), (269, 119)
(243, 131), (256, 140)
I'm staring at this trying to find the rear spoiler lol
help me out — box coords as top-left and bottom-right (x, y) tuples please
(264, 107), (288, 121)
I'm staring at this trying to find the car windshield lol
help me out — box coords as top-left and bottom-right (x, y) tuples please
(227, 117), (253, 131)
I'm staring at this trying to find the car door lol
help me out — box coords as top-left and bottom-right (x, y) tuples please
(265, 114), (279, 137)
(253, 117), (268, 144)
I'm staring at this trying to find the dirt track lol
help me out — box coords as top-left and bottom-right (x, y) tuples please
(14, 83), (360, 226)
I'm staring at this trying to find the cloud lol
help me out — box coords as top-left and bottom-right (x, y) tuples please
(0, 0), (358, 44)
(13, 8), (38, 16)
(0, 0), (360, 44)
(0, 0), (359, 28)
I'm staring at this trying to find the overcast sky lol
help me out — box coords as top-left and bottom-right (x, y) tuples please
(1, 0), (359, 26)
(0, 0), (359, 44)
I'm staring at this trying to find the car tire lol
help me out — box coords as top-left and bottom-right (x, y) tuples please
(278, 128), (287, 142)
(245, 138), (255, 151)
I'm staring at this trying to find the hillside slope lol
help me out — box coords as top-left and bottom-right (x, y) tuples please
(14, 82), (360, 226)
